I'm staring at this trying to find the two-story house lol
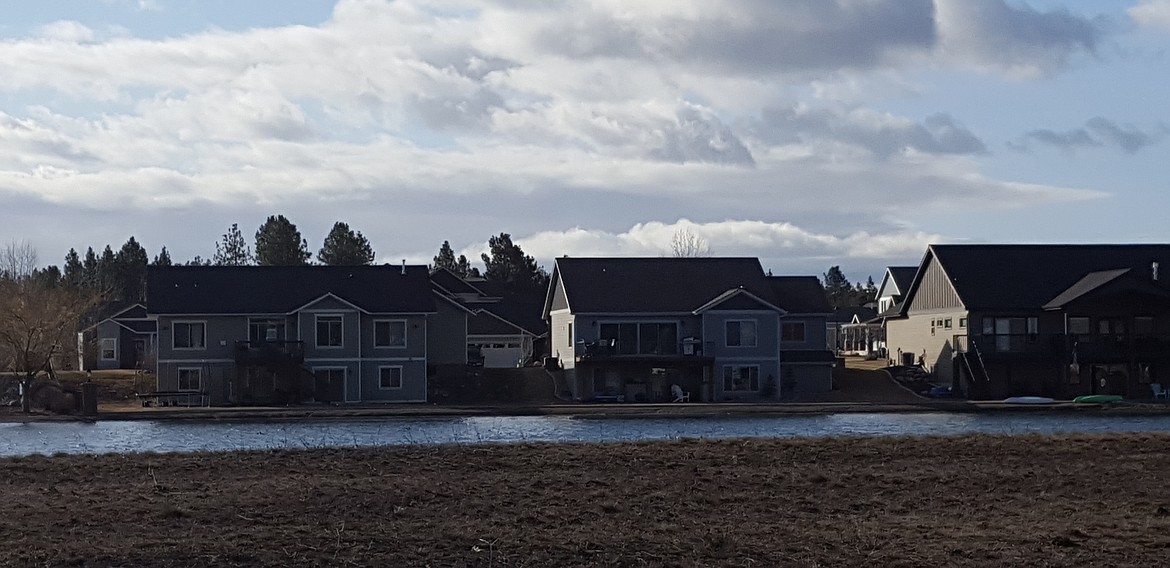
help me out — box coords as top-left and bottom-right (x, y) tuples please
(543, 257), (834, 402)
(886, 244), (1170, 399)
(147, 264), (437, 405)
(430, 268), (548, 368)
(78, 303), (157, 371)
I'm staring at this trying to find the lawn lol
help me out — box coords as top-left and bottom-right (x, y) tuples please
(3, 433), (1170, 566)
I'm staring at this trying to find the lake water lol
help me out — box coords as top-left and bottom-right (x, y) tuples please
(2, 412), (1169, 457)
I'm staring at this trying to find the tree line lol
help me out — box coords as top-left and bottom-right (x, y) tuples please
(821, 265), (878, 309)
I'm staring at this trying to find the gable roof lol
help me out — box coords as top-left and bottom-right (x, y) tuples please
(146, 265), (436, 315)
(768, 276), (832, 314)
(545, 257), (775, 316)
(430, 267), (486, 297)
(905, 244), (1170, 312)
(829, 306), (878, 324)
(882, 266), (917, 298)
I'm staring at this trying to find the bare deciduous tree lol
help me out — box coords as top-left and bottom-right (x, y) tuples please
(0, 243), (102, 413)
(669, 229), (712, 258)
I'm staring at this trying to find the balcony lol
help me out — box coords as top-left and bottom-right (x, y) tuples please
(956, 333), (1170, 362)
(575, 338), (707, 361)
(234, 340), (305, 367)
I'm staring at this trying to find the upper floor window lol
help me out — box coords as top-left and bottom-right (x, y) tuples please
(1068, 317), (1090, 335)
(598, 322), (678, 355)
(374, 320), (407, 348)
(726, 320), (758, 347)
(248, 318), (286, 343)
(173, 321), (206, 350)
(316, 315), (343, 348)
(781, 322), (805, 342)
(982, 316), (1038, 352)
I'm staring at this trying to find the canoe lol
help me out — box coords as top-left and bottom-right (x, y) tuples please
(1073, 394), (1123, 403)
(1003, 396), (1055, 404)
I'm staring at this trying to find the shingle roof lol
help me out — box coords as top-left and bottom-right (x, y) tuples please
(927, 244), (1170, 310)
(430, 268), (485, 296)
(550, 257), (774, 314)
(147, 265), (436, 315)
(887, 267), (917, 296)
(768, 276), (832, 314)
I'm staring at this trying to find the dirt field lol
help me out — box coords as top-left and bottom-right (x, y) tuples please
(3, 433), (1170, 567)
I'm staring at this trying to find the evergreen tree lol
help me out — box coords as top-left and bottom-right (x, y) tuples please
(63, 248), (83, 288)
(254, 215), (311, 266)
(481, 233), (548, 290)
(116, 236), (149, 302)
(213, 223), (254, 266)
(458, 256), (481, 279)
(82, 247), (99, 290)
(152, 246), (173, 267)
(434, 241), (458, 272)
(186, 255), (212, 266)
(821, 265), (854, 309)
(97, 245), (118, 295)
(317, 222), (375, 265)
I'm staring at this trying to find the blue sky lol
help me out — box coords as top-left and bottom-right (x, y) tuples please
(1, 0), (1168, 283)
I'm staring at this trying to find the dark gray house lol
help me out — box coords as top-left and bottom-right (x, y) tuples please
(543, 257), (835, 402)
(147, 265), (437, 405)
(430, 268), (548, 368)
(886, 244), (1170, 399)
(78, 303), (157, 371)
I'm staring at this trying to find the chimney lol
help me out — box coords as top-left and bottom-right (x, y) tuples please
(401, 259), (406, 275)
(1154, 261), (1160, 282)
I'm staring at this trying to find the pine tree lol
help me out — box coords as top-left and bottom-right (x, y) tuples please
(254, 215), (311, 266)
(213, 223), (254, 266)
(82, 247), (99, 290)
(317, 222), (375, 265)
(116, 236), (149, 302)
(481, 233), (548, 290)
(63, 248), (83, 289)
(186, 255), (212, 266)
(434, 241), (457, 272)
(822, 265), (854, 309)
(97, 245), (118, 295)
(152, 246), (173, 267)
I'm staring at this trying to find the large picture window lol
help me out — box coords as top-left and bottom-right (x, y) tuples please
(723, 366), (760, 392)
(177, 368), (201, 391)
(726, 320), (758, 347)
(598, 322), (678, 355)
(379, 366), (403, 390)
(316, 315), (343, 348)
(248, 319), (286, 343)
(173, 321), (206, 350)
(374, 320), (407, 348)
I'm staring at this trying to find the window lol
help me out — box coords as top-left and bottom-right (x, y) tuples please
(959, 318), (967, 329)
(248, 319), (286, 343)
(1068, 317), (1090, 335)
(173, 321), (206, 350)
(316, 315), (343, 348)
(177, 368), (201, 391)
(598, 322), (678, 355)
(781, 322), (805, 342)
(100, 338), (117, 360)
(374, 320), (407, 348)
(379, 366), (403, 390)
(944, 318), (953, 330)
(983, 317), (1039, 352)
(723, 366), (760, 392)
(726, 320), (758, 347)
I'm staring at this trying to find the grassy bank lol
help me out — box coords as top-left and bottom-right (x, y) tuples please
(3, 434), (1170, 566)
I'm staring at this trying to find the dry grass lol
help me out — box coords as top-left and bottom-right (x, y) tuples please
(3, 433), (1170, 566)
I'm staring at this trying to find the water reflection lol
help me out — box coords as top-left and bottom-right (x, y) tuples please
(1, 412), (1169, 457)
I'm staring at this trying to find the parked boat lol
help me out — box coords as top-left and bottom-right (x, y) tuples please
(1073, 394), (1124, 404)
(1003, 396), (1055, 404)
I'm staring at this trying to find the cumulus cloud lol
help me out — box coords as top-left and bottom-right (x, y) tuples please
(1130, 0), (1170, 30)
(751, 106), (985, 158)
(934, 0), (1106, 75)
(1012, 117), (1169, 154)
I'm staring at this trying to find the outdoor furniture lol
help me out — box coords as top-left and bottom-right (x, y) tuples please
(136, 391), (209, 407)
(671, 384), (690, 403)
(1152, 383), (1169, 400)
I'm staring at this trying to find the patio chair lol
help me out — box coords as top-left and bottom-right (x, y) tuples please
(671, 384), (690, 403)
(1152, 383), (1169, 400)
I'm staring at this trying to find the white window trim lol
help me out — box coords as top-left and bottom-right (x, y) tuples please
(315, 314), (344, 349)
(100, 337), (118, 360)
(722, 364), (761, 392)
(781, 321), (806, 343)
(177, 367), (202, 392)
(378, 365), (404, 390)
(725, 319), (758, 348)
(172, 320), (207, 351)
(373, 319), (408, 349)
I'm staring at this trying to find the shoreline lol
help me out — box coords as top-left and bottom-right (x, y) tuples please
(5, 398), (1170, 423)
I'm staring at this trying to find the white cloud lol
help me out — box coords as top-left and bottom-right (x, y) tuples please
(1130, 0), (1170, 30)
(36, 21), (96, 43)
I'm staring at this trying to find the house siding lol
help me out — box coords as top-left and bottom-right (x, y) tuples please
(426, 300), (468, 366)
(885, 309), (969, 386)
(909, 257), (963, 312)
(703, 311), (781, 401)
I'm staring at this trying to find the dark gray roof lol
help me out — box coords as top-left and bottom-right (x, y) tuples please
(925, 244), (1170, 311)
(768, 276), (832, 314)
(430, 268), (485, 296)
(829, 306), (878, 324)
(119, 320), (158, 334)
(887, 266), (917, 296)
(550, 257), (774, 314)
(147, 265), (436, 315)
(1042, 269), (1131, 309)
